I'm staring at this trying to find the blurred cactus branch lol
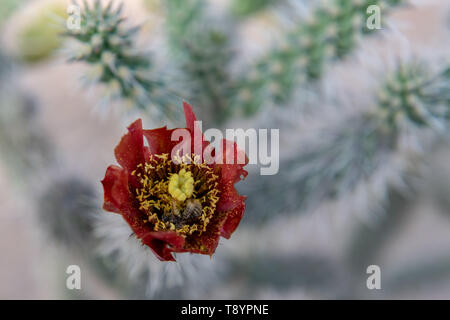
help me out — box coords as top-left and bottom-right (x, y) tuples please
(225, 252), (343, 298)
(164, 0), (235, 125)
(233, 0), (405, 116)
(230, 0), (278, 17)
(346, 189), (411, 269)
(376, 61), (450, 128)
(0, 0), (28, 25)
(242, 112), (397, 225)
(384, 254), (450, 294)
(37, 177), (98, 249)
(64, 0), (180, 120)
(243, 60), (450, 225)
(0, 51), (54, 185)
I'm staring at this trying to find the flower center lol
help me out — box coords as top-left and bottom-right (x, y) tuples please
(132, 154), (220, 235)
(168, 169), (194, 202)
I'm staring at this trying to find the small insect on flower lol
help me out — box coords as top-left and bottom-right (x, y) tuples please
(101, 102), (248, 261)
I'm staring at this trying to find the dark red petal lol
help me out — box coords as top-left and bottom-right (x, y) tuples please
(143, 126), (176, 155)
(120, 207), (182, 262)
(216, 181), (245, 211)
(101, 165), (130, 214)
(101, 164), (181, 261)
(190, 233), (221, 256)
(141, 232), (185, 262)
(114, 119), (145, 173)
(183, 101), (197, 132)
(183, 211), (227, 256)
(199, 211), (228, 254)
(221, 201), (246, 239)
(216, 139), (249, 184)
(102, 166), (152, 233)
(183, 101), (210, 154)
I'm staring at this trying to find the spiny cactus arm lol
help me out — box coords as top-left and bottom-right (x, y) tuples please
(164, 0), (235, 125)
(0, 51), (54, 184)
(64, 1), (179, 119)
(376, 61), (450, 128)
(225, 252), (341, 297)
(242, 112), (396, 225)
(165, 0), (205, 46)
(383, 253), (450, 294)
(242, 61), (450, 225)
(230, 0), (278, 17)
(345, 188), (411, 273)
(233, 0), (406, 116)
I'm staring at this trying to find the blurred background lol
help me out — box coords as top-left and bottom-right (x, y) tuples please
(1, 0), (450, 299)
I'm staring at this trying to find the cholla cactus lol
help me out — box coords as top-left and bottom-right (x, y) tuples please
(7, 0), (449, 299)
(223, 251), (344, 299)
(376, 62), (450, 129)
(65, 1), (179, 119)
(37, 177), (97, 249)
(243, 113), (399, 224)
(164, 0), (234, 125)
(243, 59), (450, 225)
(230, 0), (277, 16)
(65, 0), (406, 123)
(0, 53), (53, 184)
(0, 50), (11, 79)
(233, 0), (405, 116)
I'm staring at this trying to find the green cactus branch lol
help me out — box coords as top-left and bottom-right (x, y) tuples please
(375, 61), (450, 128)
(242, 112), (397, 225)
(230, 0), (277, 17)
(64, 1), (180, 119)
(233, 0), (405, 116)
(0, 53), (54, 185)
(164, 0), (235, 125)
(242, 61), (450, 225)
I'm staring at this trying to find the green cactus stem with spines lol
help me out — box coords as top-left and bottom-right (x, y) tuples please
(38, 178), (97, 248)
(242, 112), (397, 225)
(165, 0), (235, 125)
(243, 61), (450, 225)
(0, 93), (54, 184)
(230, 0), (276, 17)
(65, 1), (178, 119)
(234, 0), (405, 116)
(375, 62), (450, 129)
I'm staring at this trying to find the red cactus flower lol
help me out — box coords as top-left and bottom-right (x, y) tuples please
(101, 102), (248, 261)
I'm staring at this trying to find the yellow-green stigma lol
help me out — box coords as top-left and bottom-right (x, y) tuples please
(168, 169), (194, 202)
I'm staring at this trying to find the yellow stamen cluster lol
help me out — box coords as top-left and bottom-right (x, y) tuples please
(168, 169), (194, 202)
(132, 154), (220, 236)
